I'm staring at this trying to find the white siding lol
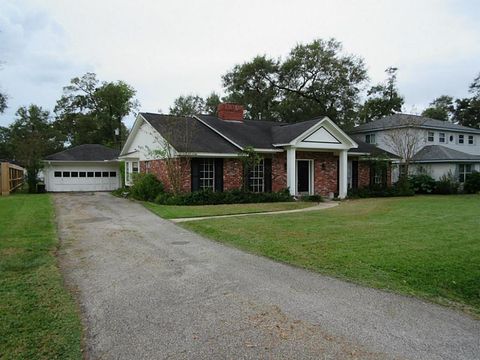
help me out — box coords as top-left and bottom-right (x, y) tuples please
(124, 121), (172, 161)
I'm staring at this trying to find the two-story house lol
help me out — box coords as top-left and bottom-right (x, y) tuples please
(349, 114), (480, 183)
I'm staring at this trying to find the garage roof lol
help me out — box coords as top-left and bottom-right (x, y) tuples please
(45, 144), (119, 161)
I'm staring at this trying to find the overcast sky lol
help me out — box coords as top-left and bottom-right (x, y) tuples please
(1, 0), (479, 128)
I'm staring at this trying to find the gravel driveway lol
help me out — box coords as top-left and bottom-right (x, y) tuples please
(54, 192), (479, 360)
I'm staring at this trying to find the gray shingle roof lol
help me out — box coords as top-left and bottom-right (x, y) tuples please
(141, 113), (239, 153)
(348, 139), (400, 158)
(44, 144), (119, 161)
(350, 114), (480, 134)
(412, 145), (480, 162)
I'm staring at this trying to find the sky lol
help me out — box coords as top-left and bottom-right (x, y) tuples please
(0, 0), (479, 128)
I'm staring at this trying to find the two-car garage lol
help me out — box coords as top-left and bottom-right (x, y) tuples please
(44, 144), (121, 192)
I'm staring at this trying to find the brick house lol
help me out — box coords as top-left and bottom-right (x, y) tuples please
(119, 104), (396, 198)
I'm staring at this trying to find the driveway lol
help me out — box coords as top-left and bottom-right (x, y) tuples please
(54, 193), (479, 360)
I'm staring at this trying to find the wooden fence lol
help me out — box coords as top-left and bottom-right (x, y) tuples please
(0, 162), (26, 196)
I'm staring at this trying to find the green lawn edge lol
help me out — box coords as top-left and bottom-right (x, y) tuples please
(179, 195), (480, 318)
(143, 201), (315, 219)
(0, 194), (82, 359)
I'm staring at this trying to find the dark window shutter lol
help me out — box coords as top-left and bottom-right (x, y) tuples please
(264, 158), (272, 193)
(382, 165), (388, 187)
(191, 158), (200, 192)
(214, 159), (224, 192)
(352, 160), (358, 189)
(369, 165), (375, 186)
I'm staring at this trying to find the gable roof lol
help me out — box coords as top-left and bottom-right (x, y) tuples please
(141, 113), (239, 153)
(45, 144), (119, 161)
(412, 145), (480, 162)
(350, 114), (480, 134)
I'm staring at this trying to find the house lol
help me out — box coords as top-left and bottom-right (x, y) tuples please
(43, 144), (120, 192)
(349, 114), (480, 182)
(119, 103), (397, 198)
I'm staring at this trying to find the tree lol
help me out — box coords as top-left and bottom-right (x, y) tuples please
(9, 105), (63, 192)
(421, 95), (454, 121)
(204, 92), (221, 115)
(453, 73), (480, 128)
(0, 92), (6, 114)
(0, 126), (12, 159)
(222, 38), (368, 128)
(359, 67), (404, 123)
(54, 73), (139, 148)
(383, 117), (425, 177)
(169, 94), (205, 116)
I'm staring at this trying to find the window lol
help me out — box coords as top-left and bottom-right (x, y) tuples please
(458, 164), (472, 183)
(79, 172), (86, 177)
(87, 172), (94, 177)
(458, 134), (464, 144)
(427, 131), (434, 142)
(199, 158), (215, 190)
(54, 171), (61, 177)
(102, 171), (109, 177)
(71, 171), (78, 177)
(95, 172), (101, 177)
(450, 135), (454, 142)
(374, 169), (383, 185)
(132, 162), (139, 173)
(249, 159), (265, 193)
(110, 172), (116, 177)
(365, 133), (376, 144)
(439, 133), (445, 143)
(62, 171), (70, 177)
(468, 135), (474, 145)
(126, 161), (139, 184)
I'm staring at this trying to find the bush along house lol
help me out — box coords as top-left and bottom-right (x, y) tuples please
(119, 104), (397, 199)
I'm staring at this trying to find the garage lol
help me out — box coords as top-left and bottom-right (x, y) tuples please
(44, 144), (121, 192)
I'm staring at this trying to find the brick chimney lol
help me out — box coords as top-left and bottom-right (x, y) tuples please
(217, 103), (244, 121)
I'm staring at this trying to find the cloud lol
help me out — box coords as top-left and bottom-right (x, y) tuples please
(1, 0), (479, 128)
(0, 0), (91, 126)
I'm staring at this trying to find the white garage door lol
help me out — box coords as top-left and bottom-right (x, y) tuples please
(47, 168), (120, 192)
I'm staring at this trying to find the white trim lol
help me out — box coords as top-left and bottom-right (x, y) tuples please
(43, 160), (119, 163)
(178, 152), (240, 158)
(253, 148), (284, 153)
(194, 115), (243, 150)
(295, 159), (314, 195)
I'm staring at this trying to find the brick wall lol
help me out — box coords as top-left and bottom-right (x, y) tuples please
(272, 152), (287, 192)
(297, 151), (338, 196)
(141, 159), (190, 193)
(223, 159), (243, 190)
(358, 162), (370, 188)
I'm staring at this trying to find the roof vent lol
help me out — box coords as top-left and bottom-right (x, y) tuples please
(217, 103), (244, 121)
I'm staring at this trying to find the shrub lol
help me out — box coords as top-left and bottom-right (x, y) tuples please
(409, 174), (436, 194)
(348, 179), (414, 199)
(154, 188), (293, 205)
(434, 173), (459, 195)
(130, 173), (164, 201)
(300, 194), (323, 202)
(464, 171), (480, 194)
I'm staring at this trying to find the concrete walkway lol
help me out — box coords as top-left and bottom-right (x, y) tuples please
(171, 201), (338, 222)
(54, 192), (479, 360)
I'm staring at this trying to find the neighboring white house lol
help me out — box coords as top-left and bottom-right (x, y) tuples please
(349, 114), (480, 182)
(43, 144), (121, 192)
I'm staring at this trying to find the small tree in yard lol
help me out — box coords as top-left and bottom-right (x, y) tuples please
(142, 117), (196, 194)
(383, 118), (425, 178)
(238, 146), (261, 191)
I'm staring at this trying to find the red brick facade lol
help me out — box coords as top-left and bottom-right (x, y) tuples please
(141, 154), (392, 195)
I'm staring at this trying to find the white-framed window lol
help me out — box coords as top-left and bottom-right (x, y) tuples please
(249, 159), (265, 193)
(427, 131), (435, 142)
(458, 134), (464, 144)
(468, 135), (474, 145)
(126, 160), (139, 184)
(199, 158), (215, 190)
(439, 132), (445, 143)
(365, 133), (376, 144)
(374, 169), (383, 185)
(458, 164), (472, 183)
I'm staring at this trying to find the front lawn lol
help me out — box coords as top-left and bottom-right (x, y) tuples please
(182, 195), (480, 315)
(144, 201), (315, 219)
(0, 194), (82, 359)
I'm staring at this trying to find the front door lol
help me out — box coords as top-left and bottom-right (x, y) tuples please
(297, 160), (311, 194)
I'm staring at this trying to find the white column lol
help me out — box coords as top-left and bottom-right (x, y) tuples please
(338, 150), (348, 199)
(286, 147), (296, 196)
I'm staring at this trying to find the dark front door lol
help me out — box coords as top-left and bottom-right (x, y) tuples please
(297, 160), (310, 193)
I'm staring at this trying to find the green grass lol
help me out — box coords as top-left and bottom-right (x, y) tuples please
(144, 201), (315, 219)
(182, 195), (480, 315)
(0, 194), (82, 359)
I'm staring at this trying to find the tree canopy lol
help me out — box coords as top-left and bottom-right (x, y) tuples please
(222, 39), (368, 128)
(421, 95), (455, 121)
(169, 93), (221, 116)
(54, 73), (139, 148)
